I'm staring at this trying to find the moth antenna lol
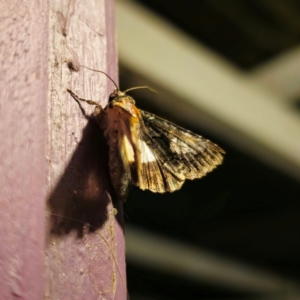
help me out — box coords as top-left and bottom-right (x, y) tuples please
(123, 86), (157, 94)
(79, 65), (119, 90)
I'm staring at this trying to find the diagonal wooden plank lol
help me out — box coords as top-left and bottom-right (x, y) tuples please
(126, 226), (300, 296)
(116, 0), (300, 181)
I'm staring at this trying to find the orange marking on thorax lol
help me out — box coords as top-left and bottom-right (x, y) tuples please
(130, 105), (141, 123)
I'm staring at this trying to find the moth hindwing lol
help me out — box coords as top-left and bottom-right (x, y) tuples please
(67, 87), (225, 201)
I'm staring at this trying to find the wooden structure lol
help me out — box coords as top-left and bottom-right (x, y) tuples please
(0, 1), (126, 299)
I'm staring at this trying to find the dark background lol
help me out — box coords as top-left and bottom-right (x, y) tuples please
(119, 1), (300, 299)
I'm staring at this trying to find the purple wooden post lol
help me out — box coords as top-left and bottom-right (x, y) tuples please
(0, 0), (126, 299)
(45, 1), (126, 299)
(0, 1), (49, 299)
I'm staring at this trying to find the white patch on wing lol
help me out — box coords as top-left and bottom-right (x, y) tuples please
(120, 135), (135, 163)
(138, 140), (156, 163)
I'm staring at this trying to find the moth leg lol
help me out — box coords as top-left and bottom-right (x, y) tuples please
(67, 89), (101, 107)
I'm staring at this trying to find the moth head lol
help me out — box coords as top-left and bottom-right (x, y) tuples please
(108, 89), (133, 103)
(109, 86), (156, 102)
(108, 90), (136, 115)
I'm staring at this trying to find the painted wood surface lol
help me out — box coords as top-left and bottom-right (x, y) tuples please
(0, 0), (126, 299)
(0, 1), (49, 299)
(45, 1), (126, 299)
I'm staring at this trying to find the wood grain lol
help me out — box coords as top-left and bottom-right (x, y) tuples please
(0, 1), (49, 299)
(45, 0), (126, 299)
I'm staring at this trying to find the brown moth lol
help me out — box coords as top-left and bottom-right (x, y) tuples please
(67, 70), (224, 201)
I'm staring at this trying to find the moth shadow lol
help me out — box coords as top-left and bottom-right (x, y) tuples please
(46, 117), (123, 239)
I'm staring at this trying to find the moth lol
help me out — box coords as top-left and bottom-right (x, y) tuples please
(67, 69), (224, 201)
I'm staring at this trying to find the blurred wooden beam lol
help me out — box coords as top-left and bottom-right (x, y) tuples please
(116, 0), (300, 180)
(251, 45), (300, 102)
(126, 226), (300, 295)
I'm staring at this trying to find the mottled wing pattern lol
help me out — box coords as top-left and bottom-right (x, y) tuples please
(135, 110), (225, 193)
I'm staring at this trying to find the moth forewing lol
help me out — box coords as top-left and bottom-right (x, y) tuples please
(137, 110), (224, 192)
